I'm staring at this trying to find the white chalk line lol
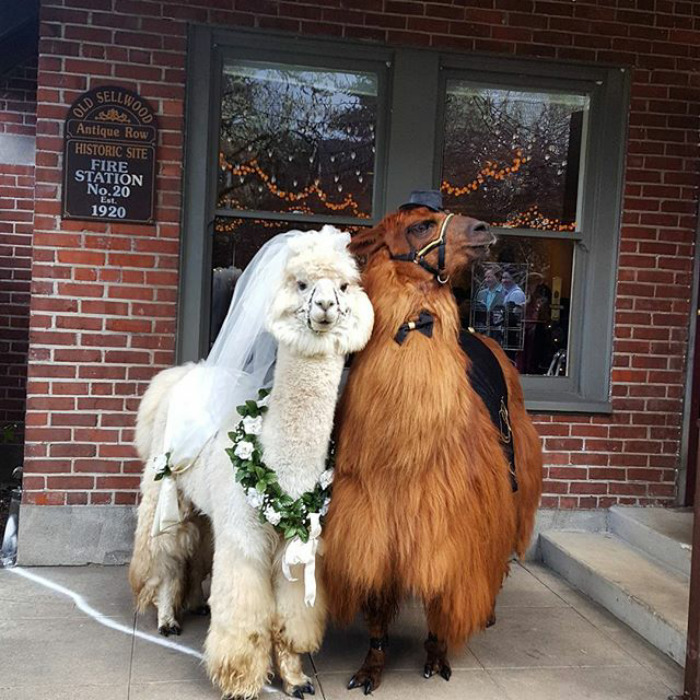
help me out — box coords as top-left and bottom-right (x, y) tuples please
(8, 566), (279, 694)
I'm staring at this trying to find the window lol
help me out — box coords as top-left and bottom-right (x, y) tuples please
(181, 28), (629, 412)
(210, 56), (386, 343)
(442, 84), (588, 378)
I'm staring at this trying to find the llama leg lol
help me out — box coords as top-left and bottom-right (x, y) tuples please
(272, 558), (327, 698)
(348, 589), (398, 694)
(423, 599), (452, 681)
(205, 535), (273, 699)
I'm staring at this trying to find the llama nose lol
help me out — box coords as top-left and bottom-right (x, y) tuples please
(315, 297), (336, 311)
(471, 220), (497, 246)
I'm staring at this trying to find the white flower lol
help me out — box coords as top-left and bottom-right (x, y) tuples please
(152, 453), (169, 473)
(319, 468), (334, 490)
(234, 440), (255, 460)
(257, 394), (270, 407)
(319, 497), (331, 517)
(245, 488), (265, 510)
(242, 415), (264, 436)
(264, 506), (281, 526)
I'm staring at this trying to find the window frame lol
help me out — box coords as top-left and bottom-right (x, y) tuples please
(180, 25), (630, 413)
(433, 55), (630, 412)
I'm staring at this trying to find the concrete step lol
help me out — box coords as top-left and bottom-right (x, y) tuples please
(609, 505), (692, 578)
(540, 530), (688, 665)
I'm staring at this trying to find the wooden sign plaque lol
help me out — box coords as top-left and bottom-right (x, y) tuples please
(63, 86), (157, 224)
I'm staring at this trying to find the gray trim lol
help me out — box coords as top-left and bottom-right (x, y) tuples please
(384, 50), (440, 211)
(526, 398), (613, 415)
(0, 134), (35, 166)
(177, 25), (217, 364)
(17, 505), (136, 565)
(214, 209), (375, 227)
(678, 203), (700, 504)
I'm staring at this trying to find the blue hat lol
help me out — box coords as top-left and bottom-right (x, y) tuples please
(398, 189), (444, 212)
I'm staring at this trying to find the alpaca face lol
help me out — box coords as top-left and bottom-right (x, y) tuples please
(267, 226), (374, 357)
(350, 207), (496, 280)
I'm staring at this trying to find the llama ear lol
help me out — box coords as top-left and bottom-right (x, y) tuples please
(349, 223), (385, 269)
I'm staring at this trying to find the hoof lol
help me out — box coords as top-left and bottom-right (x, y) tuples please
(192, 604), (211, 616)
(423, 633), (451, 682)
(486, 613), (496, 628)
(348, 676), (373, 695)
(290, 683), (315, 699)
(158, 623), (181, 637)
(423, 661), (452, 681)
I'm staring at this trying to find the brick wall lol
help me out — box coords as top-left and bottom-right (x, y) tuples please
(25, 0), (699, 508)
(0, 57), (37, 442)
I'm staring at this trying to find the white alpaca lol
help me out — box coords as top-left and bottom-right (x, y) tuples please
(129, 229), (374, 698)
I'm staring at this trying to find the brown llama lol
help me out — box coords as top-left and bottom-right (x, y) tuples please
(322, 201), (543, 692)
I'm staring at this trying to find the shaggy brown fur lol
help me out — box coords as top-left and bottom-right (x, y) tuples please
(322, 207), (543, 689)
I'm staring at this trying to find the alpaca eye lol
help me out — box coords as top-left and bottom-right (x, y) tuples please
(297, 281), (308, 291)
(340, 283), (349, 292)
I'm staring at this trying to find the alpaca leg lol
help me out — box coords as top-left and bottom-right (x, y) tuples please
(156, 573), (184, 636)
(272, 560), (327, 698)
(423, 599), (452, 682)
(348, 589), (398, 694)
(130, 475), (188, 634)
(184, 514), (213, 616)
(205, 535), (273, 699)
(129, 467), (161, 613)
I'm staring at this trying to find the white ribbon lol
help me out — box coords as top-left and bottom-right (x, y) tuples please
(281, 513), (323, 607)
(150, 457), (182, 537)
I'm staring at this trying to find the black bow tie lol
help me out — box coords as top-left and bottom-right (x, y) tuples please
(394, 310), (434, 346)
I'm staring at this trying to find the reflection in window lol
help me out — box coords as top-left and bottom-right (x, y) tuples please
(442, 84), (588, 231)
(210, 218), (366, 345)
(219, 61), (378, 218)
(453, 238), (574, 376)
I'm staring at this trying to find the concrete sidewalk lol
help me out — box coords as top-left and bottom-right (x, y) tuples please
(0, 562), (683, 699)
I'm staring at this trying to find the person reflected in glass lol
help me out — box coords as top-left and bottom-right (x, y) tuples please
(475, 265), (505, 344)
(501, 265), (527, 359)
(502, 267), (526, 307)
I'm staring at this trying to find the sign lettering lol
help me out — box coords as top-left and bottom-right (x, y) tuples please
(63, 86), (157, 224)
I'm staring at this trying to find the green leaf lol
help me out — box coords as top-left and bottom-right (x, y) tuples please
(256, 480), (266, 492)
(236, 405), (247, 416)
(245, 400), (259, 415)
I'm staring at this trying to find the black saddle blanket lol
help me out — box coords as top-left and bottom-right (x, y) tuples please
(459, 330), (517, 492)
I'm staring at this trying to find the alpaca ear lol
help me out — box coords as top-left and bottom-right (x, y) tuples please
(349, 223), (385, 269)
(318, 225), (351, 253)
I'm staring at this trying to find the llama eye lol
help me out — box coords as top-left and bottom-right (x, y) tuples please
(408, 220), (434, 237)
(297, 281), (308, 291)
(340, 283), (349, 292)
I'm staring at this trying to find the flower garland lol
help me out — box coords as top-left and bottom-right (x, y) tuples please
(226, 388), (334, 543)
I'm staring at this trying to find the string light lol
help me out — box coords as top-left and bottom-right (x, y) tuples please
(216, 149), (574, 235)
(441, 148), (575, 232)
(441, 149), (529, 197)
(217, 154), (369, 217)
(499, 205), (576, 232)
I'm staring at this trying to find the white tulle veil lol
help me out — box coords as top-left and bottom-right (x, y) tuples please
(163, 228), (320, 470)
